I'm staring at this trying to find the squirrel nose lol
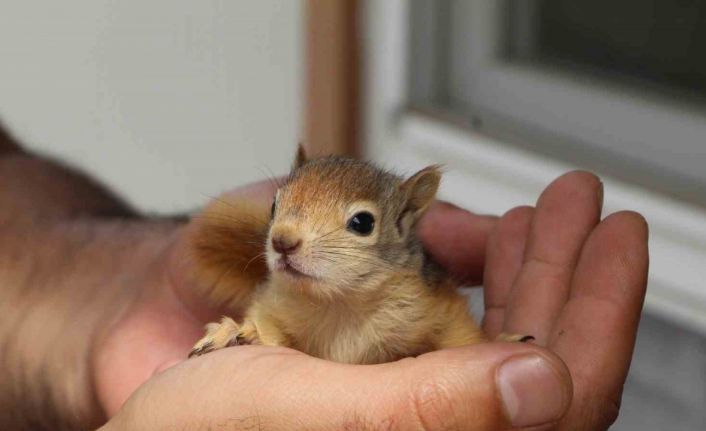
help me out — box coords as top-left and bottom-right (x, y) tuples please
(272, 236), (301, 255)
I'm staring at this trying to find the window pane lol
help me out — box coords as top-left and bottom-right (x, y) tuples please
(409, 0), (706, 206)
(511, 0), (706, 96)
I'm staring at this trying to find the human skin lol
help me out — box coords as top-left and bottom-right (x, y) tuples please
(0, 128), (648, 430)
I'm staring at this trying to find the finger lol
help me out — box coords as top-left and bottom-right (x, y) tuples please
(503, 171), (603, 344)
(419, 201), (497, 285)
(110, 343), (572, 431)
(482, 206), (534, 338)
(550, 211), (648, 430)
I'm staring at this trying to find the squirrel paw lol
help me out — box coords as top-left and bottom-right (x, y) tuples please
(189, 317), (261, 358)
(495, 332), (535, 343)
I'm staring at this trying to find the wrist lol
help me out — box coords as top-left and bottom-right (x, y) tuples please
(0, 218), (181, 430)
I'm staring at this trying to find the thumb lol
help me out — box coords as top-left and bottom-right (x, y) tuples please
(104, 344), (571, 431)
(375, 342), (573, 430)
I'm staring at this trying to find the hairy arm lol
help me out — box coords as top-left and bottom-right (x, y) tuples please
(0, 126), (179, 430)
(0, 125), (135, 225)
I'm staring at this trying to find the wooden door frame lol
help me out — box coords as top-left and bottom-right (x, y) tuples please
(304, 0), (360, 157)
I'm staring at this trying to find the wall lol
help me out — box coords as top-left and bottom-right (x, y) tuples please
(0, 0), (302, 213)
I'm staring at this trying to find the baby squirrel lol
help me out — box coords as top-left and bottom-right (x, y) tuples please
(189, 146), (528, 364)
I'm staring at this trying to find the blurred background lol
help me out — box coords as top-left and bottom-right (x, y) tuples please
(1, 1), (705, 429)
(0, 1), (302, 212)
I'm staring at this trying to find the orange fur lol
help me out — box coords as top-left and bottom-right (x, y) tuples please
(188, 198), (269, 310)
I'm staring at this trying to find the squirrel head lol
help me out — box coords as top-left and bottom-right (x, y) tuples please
(266, 145), (442, 300)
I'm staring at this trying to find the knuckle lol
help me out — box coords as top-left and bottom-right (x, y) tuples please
(500, 206), (534, 226)
(565, 392), (621, 431)
(408, 375), (459, 431)
(592, 393), (621, 430)
(524, 256), (574, 288)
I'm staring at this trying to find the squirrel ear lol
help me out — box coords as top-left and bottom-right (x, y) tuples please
(399, 165), (442, 217)
(294, 143), (308, 169)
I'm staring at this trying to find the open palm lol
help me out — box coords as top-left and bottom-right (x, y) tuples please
(96, 171), (648, 431)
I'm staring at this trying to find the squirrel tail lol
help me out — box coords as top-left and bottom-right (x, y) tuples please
(188, 195), (270, 311)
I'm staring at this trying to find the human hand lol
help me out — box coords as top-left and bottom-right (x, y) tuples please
(96, 171), (648, 430)
(421, 171), (648, 429)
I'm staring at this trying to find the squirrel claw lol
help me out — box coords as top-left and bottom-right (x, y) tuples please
(188, 341), (214, 358)
(495, 332), (535, 343)
(189, 316), (261, 358)
(226, 333), (251, 347)
(189, 316), (244, 358)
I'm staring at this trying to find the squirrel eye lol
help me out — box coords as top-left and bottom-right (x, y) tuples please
(271, 199), (276, 218)
(347, 211), (375, 236)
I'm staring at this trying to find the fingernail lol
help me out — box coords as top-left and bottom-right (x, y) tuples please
(598, 180), (604, 212)
(497, 354), (569, 427)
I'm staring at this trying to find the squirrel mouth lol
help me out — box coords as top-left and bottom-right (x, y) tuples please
(275, 257), (313, 279)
